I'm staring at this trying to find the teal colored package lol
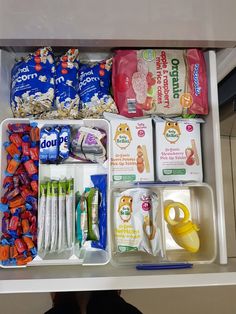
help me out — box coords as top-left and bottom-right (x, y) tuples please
(76, 190), (88, 246)
(78, 59), (117, 117)
(10, 47), (55, 118)
(91, 174), (107, 250)
(55, 49), (80, 118)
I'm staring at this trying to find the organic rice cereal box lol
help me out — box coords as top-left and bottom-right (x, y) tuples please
(155, 118), (203, 182)
(107, 114), (154, 182)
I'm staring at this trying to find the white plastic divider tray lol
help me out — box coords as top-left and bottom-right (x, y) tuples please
(110, 183), (216, 266)
(0, 118), (111, 267)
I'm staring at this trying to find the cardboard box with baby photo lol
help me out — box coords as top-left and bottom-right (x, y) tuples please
(154, 118), (203, 182)
(105, 113), (154, 182)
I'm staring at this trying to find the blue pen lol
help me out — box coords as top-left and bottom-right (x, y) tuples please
(136, 263), (193, 270)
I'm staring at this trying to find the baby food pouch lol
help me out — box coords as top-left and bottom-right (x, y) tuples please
(114, 188), (161, 256)
(155, 118), (203, 182)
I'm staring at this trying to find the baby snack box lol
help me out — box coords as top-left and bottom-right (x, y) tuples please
(155, 118), (203, 182)
(108, 114), (154, 182)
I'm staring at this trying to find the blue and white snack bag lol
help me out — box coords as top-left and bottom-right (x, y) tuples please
(40, 127), (59, 163)
(58, 126), (71, 160)
(78, 58), (118, 117)
(10, 47), (55, 118)
(55, 49), (80, 118)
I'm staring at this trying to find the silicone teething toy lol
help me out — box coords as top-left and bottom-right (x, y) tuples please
(164, 201), (200, 253)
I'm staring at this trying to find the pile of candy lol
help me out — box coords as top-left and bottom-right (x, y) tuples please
(0, 123), (39, 266)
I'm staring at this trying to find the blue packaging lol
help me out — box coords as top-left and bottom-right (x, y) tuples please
(55, 49), (80, 118)
(91, 174), (107, 250)
(78, 59), (117, 117)
(40, 127), (59, 163)
(10, 47), (55, 118)
(58, 126), (71, 160)
(39, 128), (50, 163)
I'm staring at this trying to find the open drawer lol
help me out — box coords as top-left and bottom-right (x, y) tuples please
(0, 49), (228, 292)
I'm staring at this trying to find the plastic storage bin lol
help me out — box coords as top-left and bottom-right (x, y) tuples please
(0, 118), (111, 266)
(110, 183), (216, 266)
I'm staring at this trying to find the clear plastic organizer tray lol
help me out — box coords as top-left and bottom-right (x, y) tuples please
(110, 183), (216, 266)
(0, 118), (111, 267)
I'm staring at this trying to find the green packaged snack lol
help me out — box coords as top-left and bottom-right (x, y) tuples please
(66, 178), (74, 248)
(87, 188), (100, 241)
(58, 180), (67, 252)
(76, 190), (88, 246)
(50, 181), (59, 252)
(38, 183), (47, 252)
(44, 181), (52, 252)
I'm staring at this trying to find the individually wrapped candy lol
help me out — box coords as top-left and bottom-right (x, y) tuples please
(10, 47), (55, 118)
(66, 179), (74, 248)
(78, 58), (118, 117)
(23, 236), (37, 257)
(22, 156), (38, 176)
(8, 123), (31, 133)
(22, 135), (30, 156)
(4, 142), (21, 157)
(9, 133), (22, 147)
(50, 181), (59, 252)
(15, 238), (27, 254)
(55, 49), (80, 118)
(91, 174), (107, 250)
(30, 122), (40, 142)
(5, 155), (21, 176)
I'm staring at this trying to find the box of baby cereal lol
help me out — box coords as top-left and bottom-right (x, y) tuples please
(107, 114), (154, 182)
(155, 118), (203, 182)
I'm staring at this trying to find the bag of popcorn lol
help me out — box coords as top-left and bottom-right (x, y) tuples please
(10, 47), (55, 118)
(55, 48), (80, 119)
(78, 58), (118, 118)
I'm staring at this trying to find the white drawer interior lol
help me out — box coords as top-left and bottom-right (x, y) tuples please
(0, 48), (229, 292)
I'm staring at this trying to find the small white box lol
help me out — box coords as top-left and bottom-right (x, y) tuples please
(108, 115), (154, 182)
(155, 118), (203, 182)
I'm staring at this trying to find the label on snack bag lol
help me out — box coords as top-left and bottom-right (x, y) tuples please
(10, 47), (55, 117)
(78, 59), (118, 117)
(155, 119), (203, 182)
(113, 49), (187, 117)
(114, 188), (160, 256)
(55, 49), (80, 118)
